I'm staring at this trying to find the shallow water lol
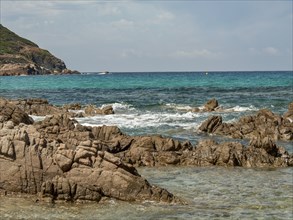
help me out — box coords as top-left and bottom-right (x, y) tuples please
(1, 166), (292, 219)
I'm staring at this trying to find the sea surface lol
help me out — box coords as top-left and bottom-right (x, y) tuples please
(0, 71), (293, 219)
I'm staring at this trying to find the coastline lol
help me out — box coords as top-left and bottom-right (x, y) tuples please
(0, 97), (292, 205)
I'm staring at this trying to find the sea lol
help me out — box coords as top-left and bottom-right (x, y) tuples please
(0, 71), (292, 219)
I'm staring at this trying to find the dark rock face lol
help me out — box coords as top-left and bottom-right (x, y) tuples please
(199, 106), (293, 141)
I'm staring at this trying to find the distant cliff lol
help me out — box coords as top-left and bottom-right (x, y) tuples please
(0, 24), (79, 76)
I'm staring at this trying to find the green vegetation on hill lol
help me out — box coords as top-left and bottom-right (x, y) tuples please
(0, 24), (70, 74)
(0, 24), (38, 54)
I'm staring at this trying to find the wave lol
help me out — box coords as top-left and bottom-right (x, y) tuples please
(223, 105), (258, 112)
(101, 102), (135, 112)
(165, 103), (257, 113)
(75, 111), (201, 131)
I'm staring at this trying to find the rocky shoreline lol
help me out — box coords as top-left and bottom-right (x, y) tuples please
(0, 97), (292, 204)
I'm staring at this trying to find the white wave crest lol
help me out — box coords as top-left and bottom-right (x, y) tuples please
(76, 111), (200, 130)
(224, 105), (257, 112)
(101, 102), (135, 112)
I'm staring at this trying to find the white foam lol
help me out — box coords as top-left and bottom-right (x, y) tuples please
(165, 103), (193, 111)
(104, 102), (134, 111)
(30, 115), (47, 122)
(223, 105), (257, 112)
(76, 111), (200, 130)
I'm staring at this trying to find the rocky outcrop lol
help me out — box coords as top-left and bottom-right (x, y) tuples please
(0, 98), (33, 125)
(0, 24), (79, 76)
(1, 101), (292, 203)
(8, 98), (61, 116)
(1, 98), (114, 117)
(84, 105), (114, 116)
(0, 120), (180, 203)
(191, 98), (222, 113)
(198, 106), (293, 141)
(203, 98), (219, 111)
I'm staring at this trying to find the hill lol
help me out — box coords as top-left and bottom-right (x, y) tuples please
(0, 24), (79, 76)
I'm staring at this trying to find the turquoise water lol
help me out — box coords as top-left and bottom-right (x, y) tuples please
(1, 71), (292, 142)
(0, 71), (293, 219)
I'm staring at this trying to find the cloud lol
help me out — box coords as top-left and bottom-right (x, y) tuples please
(1, 1), (291, 71)
(263, 47), (279, 56)
(111, 19), (134, 29)
(170, 49), (221, 59)
(249, 47), (280, 56)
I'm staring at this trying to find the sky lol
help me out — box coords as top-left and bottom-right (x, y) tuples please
(1, 0), (292, 72)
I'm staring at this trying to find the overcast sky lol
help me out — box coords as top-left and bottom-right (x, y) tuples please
(1, 0), (292, 72)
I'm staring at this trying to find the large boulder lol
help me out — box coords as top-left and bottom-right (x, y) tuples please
(0, 121), (181, 203)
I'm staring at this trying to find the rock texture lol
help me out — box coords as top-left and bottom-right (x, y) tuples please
(191, 98), (222, 113)
(0, 114), (179, 203)
(0, 98), (114, 117)
(1, 100), (292, 203)
(0, 24), (79, 76)
(199, 105), (293, 141)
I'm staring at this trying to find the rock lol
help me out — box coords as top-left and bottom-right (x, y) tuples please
(204, 98), (219, 111)
(0, 98), (33, 125)
(63, 103), (82, 110)
(0, 122), (181, 204)
(9, 98), (61, 116)
(198, 115), (222, 133)
(283, 102), (293, 122)
(198, 104), (293, 141)
(1, 99), (292, 204)
(84, 105), (114, 116)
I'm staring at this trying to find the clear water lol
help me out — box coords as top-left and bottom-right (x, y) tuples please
(0, 71), (293, 219)
(1, 167), (292, 219)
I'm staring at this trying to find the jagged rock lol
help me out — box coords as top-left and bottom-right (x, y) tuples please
(63, 103), (82, 110)
(1, 101), (292, 204)
(203, 98), (219, 111)
(9, 98), (61, 116)
(198, 115), (222, 133)
(0, 121), (181, 203)
(199, 106), (293, 141)
(0, 98), (33, 125)
(84, 105), (114, 116)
